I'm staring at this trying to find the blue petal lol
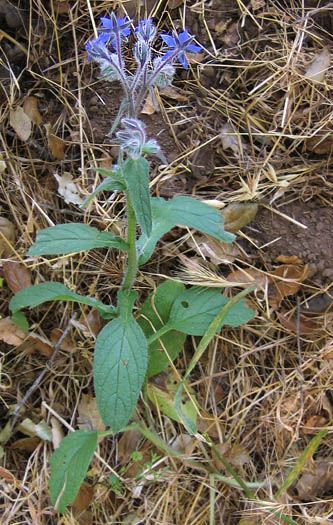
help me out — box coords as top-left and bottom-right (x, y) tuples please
(160, 33), (176, 47)
(100, 16), (113, 29)
(186, 43), (201, 54)
(178, 52), (188, 69)
(178, 31), (191, 45)
(161, 50), (174, 62)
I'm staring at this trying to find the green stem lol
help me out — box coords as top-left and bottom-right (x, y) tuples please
(121, 191), (138, 291)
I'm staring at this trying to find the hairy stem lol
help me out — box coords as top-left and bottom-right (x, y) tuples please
(121, 191), (138, 291)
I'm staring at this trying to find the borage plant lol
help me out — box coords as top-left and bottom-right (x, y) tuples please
(10, 13), (255, 514)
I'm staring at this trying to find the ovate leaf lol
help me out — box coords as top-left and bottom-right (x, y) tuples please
(94, 291), (148, 432)
(138, 280), (186, 377)
(122, 157), (152, 237)
(28, 223), (127, 256)
(137, 196), (235, 264)
(165, 287), (255, 335)
(10, 282), (116, 318)
(49, 430), (98, 514)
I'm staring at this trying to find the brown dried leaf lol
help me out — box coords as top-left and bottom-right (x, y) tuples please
(304, 48), (330, 83)
(187, 234), (241, 264)
(50, 327), (76, 352)
(54, 0), (71, 14)
(275, 255), (303, 264)
(45, 123), (65, 159)
(0, 317), (27, 346)
(51, 417), (64, 449)
(212, 443), (251, 471)
(222, 202), (258, 232)
(270, 264), (309, 309)
(0, 217), (16, 257)
(171, 434), (194, 455)
(295, 458), (333, 500)
(10, 106), (31, 141)
(78, 394), (105, 432)
(21, 334), (54, 358)
(10, 436), (41, 452)
(118, 429), (142, 465)
(3, 261), (32, 294)
(23, 96), (42, 125)
(168, 0), (184, 8)
(306, 133), (333, 155)
(72, 483), (94, 513)
(302, 415), (327, 435)
(226, 268), (269, 289)
(141, 91), (156, 115)
(160, 85), (187, 101)
(82, 309), (103, 336)
(277, 311), (319, 335)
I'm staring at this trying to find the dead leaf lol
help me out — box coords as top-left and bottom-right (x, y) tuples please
(51, 417), (64, 449)
(141, 91), (156, 115)
(306, 132), (333, 155)
(3, 261), (32, 293)
(277, 310), (319, 335)
(304, 48), (330, 83)
(270, 264), (309, 310)
(10, 106), (31, 141)
(78, 394), (105, 432)
(295, 458), (333, 500)
(160, 85), (188, 101)
(0, 217), (16, 257)
(54, 172), (85, 205)
(212, 443), (251, 471)
(23, 96), (42, 125)
(20, 333), (54, 358)
(0, 466), (25, 491)
(222, 202), (258, 232)
(226, 268), (269, 289)
(187, 234), (241, 264)
(118, 428), (142, 465)
(72, 483), (94, 513)
(83, 309), (103, 336)
(0, 317), (27, 346)
(168, 0), (184, 8)
(45, 123), (65, 159)
(220, 122), (241, 156)
(10, 436), (41, 452)
(0, 159), (6, 173)
(275, 255), (303, 265)
(171, 434), (194, 455)
(54, 0), (71, 14)
(17, 418), (52, 441)
(302, 415), (327, 435)
(50, 327), (76, 351)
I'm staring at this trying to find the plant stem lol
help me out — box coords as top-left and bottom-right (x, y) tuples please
(121, 191), (138, 291)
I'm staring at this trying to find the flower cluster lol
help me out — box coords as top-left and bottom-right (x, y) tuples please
(85, 13), (201, 159)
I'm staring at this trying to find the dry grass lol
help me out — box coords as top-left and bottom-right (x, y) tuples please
(0, 0), (332, 524)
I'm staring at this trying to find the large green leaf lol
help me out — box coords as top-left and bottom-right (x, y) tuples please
(10, 282), (116, 318)
(165, 287), (255, 336)
(94, 291), (148, 431)
(28, 223), (127, 256)
(137, 196), (235, 264)
(49, 430), (98, 514)
(122, 157), (152, 237)
(138, 280), (186, 377)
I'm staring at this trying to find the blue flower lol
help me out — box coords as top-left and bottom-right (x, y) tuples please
(135, 19), (156, 43)
(160, 29), (201, 69)
(98, 13), (131, 49)
(85, 35), (109, 62)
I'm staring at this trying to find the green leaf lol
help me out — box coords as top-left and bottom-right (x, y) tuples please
(165, 287), (255, 336)
(137, 196), (235, 265)
(94, 291), (148, 432)
(147, 372), (197, 426)
(49, 430), (98, 514)
(122, 158), (152, 237)
(138, 280), (186, 377)
(81, 178), (125, 209)
(28, 223), (127, 256)
(10, 282), (116, 318)
(11, 311), (29, 331)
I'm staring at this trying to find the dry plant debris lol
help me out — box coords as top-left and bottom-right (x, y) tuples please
(0, 0), (332, 523)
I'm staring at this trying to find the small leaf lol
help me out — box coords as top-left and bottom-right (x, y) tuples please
(45, 123), (65, 160)
(94, 291), (148, 431)
(54, 172), (84, 204)
(0, 316), (27, 345)
(81, 178), (125, 209)
(23, 96), (43, 125)
(28, 223), (127, 256)
(147, 372), (197, 426)
(10, 106), (32, 141)
(138, 280), (186, 377)
(18, 418), (52, 441)
(304, 47), (330, 83)
(3, 261), (32, 293)
(222, 202), (258, 232)
(165, 287), (255, 336)
(0, 217), (16, 257)
(49, 430), (98, 514)
(123, 157), (152, 237)
(9, 282), (116, 318)
(11, 312), (29, 331)
(137, 196), (235, 265)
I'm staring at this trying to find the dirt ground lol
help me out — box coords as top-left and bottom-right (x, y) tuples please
(0, 0), (333, 524)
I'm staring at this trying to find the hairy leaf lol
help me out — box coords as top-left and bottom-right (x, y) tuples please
(166, 287), (255, 335)
(137, 196), (235, 264)
(28, 223), (127, 256)
(94, 291), (148, 431)
(49, 430), (98, 514)
(138, 280), (186, 377)
(122, 158), (152, 237)
(81, 178), (125, 209)
(10, 282), (116, 318)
